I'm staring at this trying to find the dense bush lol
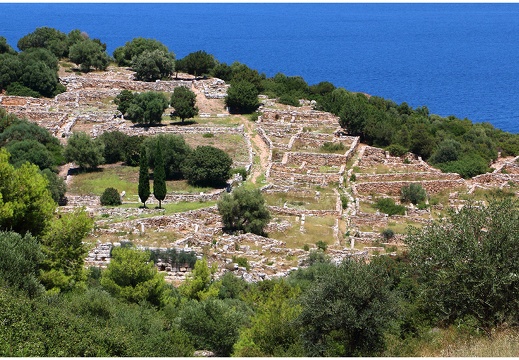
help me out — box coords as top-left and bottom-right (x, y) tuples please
(170, 86), (199, 122)
(100, 187), (122, 206)
(64, 132), (104, 170)
(145, 134), (191, 180)
(116, 91), (169, 125)
(132, 49), (175, 82)
(182, 145), (232, 187)
(113, 37), (171, 67)
(217, 186), (271, 236)
(225, 80), (260, 114)
(374, 198), (406, 216)
(400, 183), (427, 205)
(406, 198), (519, 329)
(180, 50), (216, 77)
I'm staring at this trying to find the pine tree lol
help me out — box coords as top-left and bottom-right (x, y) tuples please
(138, 145), (150, 208)
(153, 140), (167, 208)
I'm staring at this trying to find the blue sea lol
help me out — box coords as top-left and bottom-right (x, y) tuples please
(1, 3), (519, 133)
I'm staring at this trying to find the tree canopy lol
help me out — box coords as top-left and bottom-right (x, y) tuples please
(217, 186), (271, 236)
(181, 145), (232, 187)
(64, 132), (104, 170)
(225, 80), (260, 114)
(170, 85), (199, 123)
(180, 50), (216, 77)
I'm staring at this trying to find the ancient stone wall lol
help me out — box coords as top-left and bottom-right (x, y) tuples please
(355, 172), (462, 183)
(354, 179), (467, 196)
(283, 152), (346, 166)
(61, 75), (190, 92)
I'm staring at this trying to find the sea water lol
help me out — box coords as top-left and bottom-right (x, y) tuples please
(1, 3), (518, 133)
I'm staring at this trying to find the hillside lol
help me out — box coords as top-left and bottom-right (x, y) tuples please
(1, 64), (518, 284)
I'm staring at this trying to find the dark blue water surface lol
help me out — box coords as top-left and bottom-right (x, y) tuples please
(1, 3), (519, 133)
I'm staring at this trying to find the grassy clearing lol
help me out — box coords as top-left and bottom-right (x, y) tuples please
(264, 192), (337, 211)
(182, 133), (249, 163)
(85, 229), (182, 249)
(384, 326), (519, 357)
(68, 165), (218, 197)
(269, 215), (336, 248)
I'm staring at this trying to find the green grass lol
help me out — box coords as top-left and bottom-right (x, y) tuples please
(264, 191), (337, 211)
(68, 165), (219, 197)
(269, 215), (336, 248)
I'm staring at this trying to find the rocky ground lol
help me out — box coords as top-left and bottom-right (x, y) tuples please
(2, 64), (518, 284)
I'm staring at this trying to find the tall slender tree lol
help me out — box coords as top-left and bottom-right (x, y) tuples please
(138, 145), (150, 208)
(153, 140), (166, 208)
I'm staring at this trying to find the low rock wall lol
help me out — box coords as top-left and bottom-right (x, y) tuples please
(354, 179), (467, 196)
(283, 152), (346, 166)
(355, 172), (462, 183)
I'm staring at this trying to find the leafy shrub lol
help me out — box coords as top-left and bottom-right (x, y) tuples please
(315, 240), (328, 251)
(230, 167), (247, 181)
(100, 187), (122, 206)
(381, 228), (395, 240)
(340, 194), (349, 209)
(320, 141), (345, 153)
(278, 93), (300, 107)
(182, 146), (232, 187)
(374, 198), (406, 216)
(385, 144), (408, 157)
(232, 256), (250, 271)
(202, 133), (214, 138)
(400, 183), (427, 205)
(6, 82), (41, 97)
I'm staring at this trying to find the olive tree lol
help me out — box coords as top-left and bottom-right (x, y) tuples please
(405, 198), (519, 329)
(217, 186), (271, 236)
(64, 132), (104, 170)
(132, 49), (175, 82)
(170, 86), (199, 123)
(182, 145), (232, 187)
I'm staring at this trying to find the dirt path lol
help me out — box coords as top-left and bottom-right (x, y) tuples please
(243, 118), (270, 184)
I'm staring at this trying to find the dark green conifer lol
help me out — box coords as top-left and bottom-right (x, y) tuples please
(138, 145), (150, 208)
(153, 140), (167, 208)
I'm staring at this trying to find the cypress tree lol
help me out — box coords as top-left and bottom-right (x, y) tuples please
(138, 145), (150, 208)
(153, 140), (167, 208)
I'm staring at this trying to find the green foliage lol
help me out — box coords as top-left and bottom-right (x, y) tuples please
(178, 298), (250, 356)
(113, 37), (171, 67)
(152, 140), (167, 208)
(123, 91), (169, 125)
(64, 132), (104, 170)
(211, 61), (233, 81)
(0, 149), (56, 236)
(138, 145), (150, 207)
(374, 197), (406, 216)
(225, 80), (260, 114)
(132, 49), (175, 82)
(114, 89), (135, 115)
(182, 145), (232, 187)
(429, 138), (462, 164)
(5, 82), (41, 97)
(122, 135), (145, 166)
(98, 130), (129, 164)
(41, 168), (67, 205)
(232, 256), (250, 271)
(17, 26), (68, 58)
(320, 141), (345, 153)
(385, 144), (408, 157)
(6, 139), (55, 170)
(145, 134), (191, 179)
(147, 248), (197, 270)
(0, 36), (16, 54)
(340, 194), (349, 209)
(68, 38), (110, 72)
(278, 93), (300, 107)
(405, 198), (519, 329)
(230, 166), (248, 181)
(400, 183), (427, 205)
(180, 50), (216, 77)
(229, 61), (265, 91)
(100, 187), (122, 206)
(296, 259), (398, 356)
(179, 258), (217, 301)
(39, 208), (93, 292)
(233, 281), (304, 357)
(434, 153), (491, 179)
(169, 85), (199, 122)
(217, 186), (271, 236)
(0, 231), (44, 297)
(381, 228), (395, 240)
(315, 240), (328, 251)
(101, 246), (168, 307)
